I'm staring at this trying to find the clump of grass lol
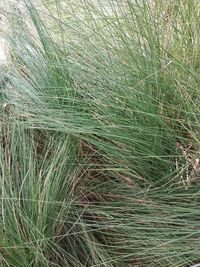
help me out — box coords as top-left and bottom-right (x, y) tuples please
(1, 0), (200, 266)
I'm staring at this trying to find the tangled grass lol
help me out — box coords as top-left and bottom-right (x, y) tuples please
(1, 0), (200, 266)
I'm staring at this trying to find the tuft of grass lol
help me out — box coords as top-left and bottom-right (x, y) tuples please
(1, 0), (200, 266)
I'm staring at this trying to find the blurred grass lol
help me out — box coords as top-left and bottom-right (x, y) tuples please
(1, 0), (200, 266)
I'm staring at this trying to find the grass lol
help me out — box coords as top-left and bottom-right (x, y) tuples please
(1, 0), (200, 266)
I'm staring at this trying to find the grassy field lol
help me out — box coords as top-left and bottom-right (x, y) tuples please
(1, 0), (200, 266)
